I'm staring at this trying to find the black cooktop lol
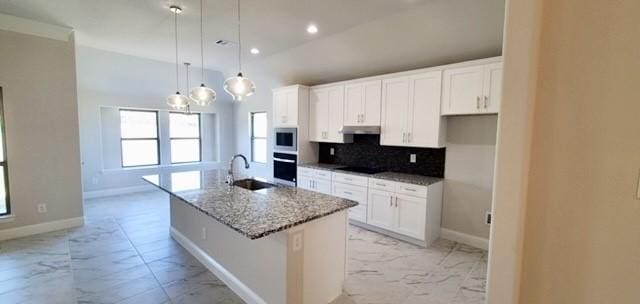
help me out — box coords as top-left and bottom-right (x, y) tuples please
(335, 166), (385, 175)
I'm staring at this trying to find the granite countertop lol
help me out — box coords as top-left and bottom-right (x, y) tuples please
(143, 170), (358, 240)
(297, 163), (443, 186)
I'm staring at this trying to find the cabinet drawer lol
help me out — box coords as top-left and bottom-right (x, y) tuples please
(369, 178), (398, 192)
(396, 183), (428, 198)
(314, 169), (332, 181)
(298, 167), (315, 177)
(332, 182), (368, 203)
(332, 172), (368, 187)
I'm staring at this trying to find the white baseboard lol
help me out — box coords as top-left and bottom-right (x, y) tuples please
(170, 227), (267, 304)
(0, 217), (85, 241)
(440, 228), (489, 250)
(83, 185), (156, 199)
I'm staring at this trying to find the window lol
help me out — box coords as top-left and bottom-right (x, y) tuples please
(251, 112), (267, 163)
(0, 89), (9, 216)
(120, 109), (159, 167)
(170, 112), (201, 163)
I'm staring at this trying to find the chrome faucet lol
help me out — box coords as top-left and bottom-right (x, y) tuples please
(227, 154), (250, 184)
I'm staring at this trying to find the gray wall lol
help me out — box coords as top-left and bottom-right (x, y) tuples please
(0, 30), (83, 229)
(442, 115), (497, 239)
(76, 46), (235, 193)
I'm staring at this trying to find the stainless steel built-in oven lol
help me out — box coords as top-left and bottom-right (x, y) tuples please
(273, 152), (297, 186)
(274, 128), (297, 152)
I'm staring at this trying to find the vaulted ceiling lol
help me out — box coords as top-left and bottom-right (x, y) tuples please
(0, 0), (505, 84)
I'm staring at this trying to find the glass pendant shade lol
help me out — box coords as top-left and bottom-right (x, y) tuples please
(189, 84), (216, 106)
(167, 92), (190, 110)
(223, 73), (255, 101)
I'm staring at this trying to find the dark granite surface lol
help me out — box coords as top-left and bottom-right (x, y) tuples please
(318, 134), (445, 177)
(143, 170), (357, 240)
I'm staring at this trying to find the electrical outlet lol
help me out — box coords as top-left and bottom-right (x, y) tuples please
(37, 204), (47, 213)
(292, 232), (303, 252)
(410, 154), (416, 163)
(92, 177), (99, 185)
(330, 148), (335, 155)
(201, 227), (207, 240)
(485, 211), (492, 225)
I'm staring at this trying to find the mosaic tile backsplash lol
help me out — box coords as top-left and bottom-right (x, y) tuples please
(318, 135), (445, 178)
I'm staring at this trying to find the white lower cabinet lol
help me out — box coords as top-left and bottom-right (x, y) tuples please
(367, 189), (427, 239)
(332, 181), (368, 223)
(367, 189), (395, 230)
(297, 168), (332, 195)
(298, 167), (443, 246)
(394, 194), (427, 240)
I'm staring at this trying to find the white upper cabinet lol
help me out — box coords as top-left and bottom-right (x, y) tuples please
(441, 61), (503, 115)
(483, 62), (503, 113)
(309, 85), (352, 143)
(380, 77), (410, 146)
(273, 86), (304, 127)
(381, 71), (445, 148)
(344, 80), (382, 126)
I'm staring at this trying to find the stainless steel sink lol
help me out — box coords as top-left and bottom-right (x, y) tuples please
(231, 178), (276, 191)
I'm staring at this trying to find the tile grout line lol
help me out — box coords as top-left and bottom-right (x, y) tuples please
(113, 217), (175, 304)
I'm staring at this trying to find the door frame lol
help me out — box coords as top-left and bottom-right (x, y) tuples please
(486, 0), (543, 303)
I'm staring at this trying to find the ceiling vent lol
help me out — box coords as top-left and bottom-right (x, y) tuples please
(215, 39), (237, 48)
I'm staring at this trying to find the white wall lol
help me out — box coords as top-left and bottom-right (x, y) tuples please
(443, 115), (497, 239)
(76, 46), (235, 193)
(0, 29), (83, 229)
(232, 65), (285, 179)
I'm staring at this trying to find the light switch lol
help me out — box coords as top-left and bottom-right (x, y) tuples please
(292, 233), (303, 251)
(330, 148), (335, 156)
(410, 154), (416, 163)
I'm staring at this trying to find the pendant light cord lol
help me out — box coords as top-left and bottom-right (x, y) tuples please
(237, 0), (242, 73)
(200, 0), (205, 83)
(174, 10), (180, 93)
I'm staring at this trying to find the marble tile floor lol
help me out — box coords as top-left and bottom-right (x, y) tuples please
(0, 191), (487, 304)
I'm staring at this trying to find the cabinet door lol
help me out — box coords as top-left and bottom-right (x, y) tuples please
(441, 65), (485, 115)
(273, 91), (289, 126)
(367, 189), (395, 230)
(297, 176), (314, 191)
(314, 179), (332, 195)
(285, 90), (298, 126)
(343, 83), (362, 125)
(327, 86), (346, 142)
(380, 77), (409, 146)
(394, 194), (426, 240)
(309, 88), (328, 142)
(407, 71), (444, 148)
(482, 62), (503, 114)
(362, 80), (382, 125)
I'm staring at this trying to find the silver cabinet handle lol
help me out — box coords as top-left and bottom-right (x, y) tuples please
(274, 158), (295, 163)
(376, 183), (385, 187)
(408, 132), (412, 143)
(402, 132), (406, 143)
(344, 191), (353, 195)
(395, 196), (398, 207)
(476, 96), (480, 109)
(484, 96), (489, 108)
(389, 196), (393, 206)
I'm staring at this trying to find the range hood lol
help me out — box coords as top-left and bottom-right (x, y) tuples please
(339, 125), (381, 134)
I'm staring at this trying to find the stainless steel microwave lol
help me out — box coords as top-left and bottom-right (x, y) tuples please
(274, 128), (297, 152)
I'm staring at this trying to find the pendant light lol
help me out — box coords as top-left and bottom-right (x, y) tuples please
(224, 0), (255, 101)
(167, 6), (190, 110)
(189, 0), (216, 106)
(184, 62), (192, 113)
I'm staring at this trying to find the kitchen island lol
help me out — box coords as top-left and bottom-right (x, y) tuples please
(143, 170), (358, 304)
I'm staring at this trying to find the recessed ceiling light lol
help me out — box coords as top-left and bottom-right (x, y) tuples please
(169, 5), (182, 14)
(306, 24), (318, 34)
(250, 47), (260, 55)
